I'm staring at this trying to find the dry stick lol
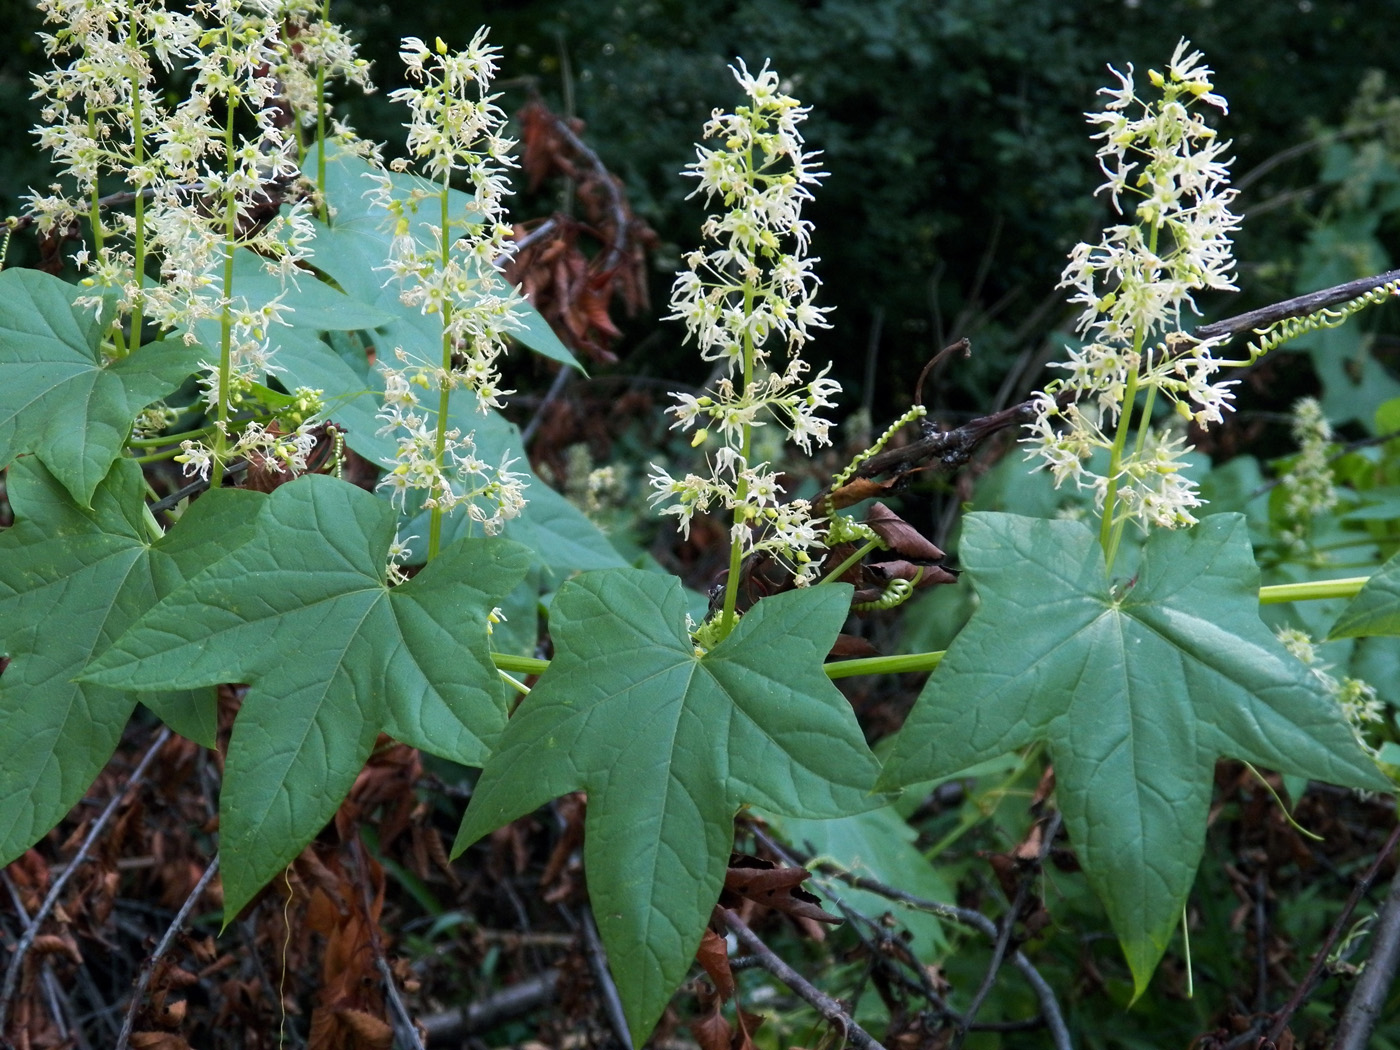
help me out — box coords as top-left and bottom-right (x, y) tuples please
(1193, 267), (1400, 344)
(951, 812), (1062, 1050)
(516, 100), (637, 450)
(533, 102), (633, 275)
(752, 826), (1072, 1050)
(721, 909), (888, 1050)
(1262, 820), (1400, 1047)
(577, 907), (634, 1050)
(349, 838), (426, 1050)
(0, 872), (84, 1049)
(820, 266), (1400, 510)
(1332, 850), (1400, 1050)
(419, 969), (561, 1042)
(0, 726), (172, 1036)
(114, 853), (221, 1050)
(803, 864), (1073, 1050)
(1254, 868), (1270, 1016)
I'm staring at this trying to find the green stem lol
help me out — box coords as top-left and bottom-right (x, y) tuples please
(498, 670), (530, 696)
(492, 653), (549, 677)
(1099, 367), (1141, 572)
(922, 743), (1041, 861)
(819, 538), (881, 586)
(824, 649), (945, 679)
(131, 449), (188, 465)
(487, 647), (948, 682)
(426, 176), (454, 562)
(210, 52), (239, 489)
(315, 0), (330, 221)
(126, 426), (219, 448)
(1258, 577), (1369, 604)
(126, 5), (146, 358)
(718, 283), (758, 638)
(1101, 224), (1160, 574)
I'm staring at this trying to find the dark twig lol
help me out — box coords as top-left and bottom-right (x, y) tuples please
(0, 727), (172, 1036)
(419, 970), (560, 1043)
(913, 339), (971, 409)
(952, 812), (1062, 1050)
(1193, 268), (1400, 344)
(1254, 868), (1269, 1015)
(349, 838), (426, 1050)
(721, 909), (888, 1050)
(147, 459), (251, 515)
(114, 854), (220, 1050)
(529, 103), (632, 276)
(374, 953), (425, 1050)
(521, 362), (574, 449)
(1262, 820), (1400, 1046)
(751, 830), (962, 1023)
(750, 826), (1070, 1048)
(1333, 847), (1400, 1050)
(823, 267), (1400, 508)
(577, 907), (634, 1050)
(1, 873), (83, 1048)
(776, 851), (1073, 1050)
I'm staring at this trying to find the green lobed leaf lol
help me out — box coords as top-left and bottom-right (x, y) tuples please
(0, 269), (193, 506)
(453, 570), (887, 1043)
(0, 460), (258, 866)
(83, 476), (531, 916)
(275, 334), (627, 575)
(1329, 547), (1400, 639)
(303, 143), (582, 371)
(878, 512), (1389, 997)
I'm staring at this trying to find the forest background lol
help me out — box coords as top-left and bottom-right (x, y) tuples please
(5, 1), (1400, 1049)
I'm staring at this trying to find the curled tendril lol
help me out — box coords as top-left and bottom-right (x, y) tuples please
(852, 568), (923, 612)
(826, 404), (928, 516)
(1228, 279), (1400, 367)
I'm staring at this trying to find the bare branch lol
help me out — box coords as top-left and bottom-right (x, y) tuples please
(951, 812), (1062, 1050)
(1193, 268), (1400, 344)
(1332, 843), (1400, 1050)
(1263, 820), (1400, 1046)
(721, 908), (889, 1050)
(115, 854), (221, 1050)
(0, 727), (172, 1036)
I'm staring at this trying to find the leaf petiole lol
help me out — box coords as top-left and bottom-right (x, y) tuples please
(1258, 577), (1369, 604)
(487, 648), (948, 683)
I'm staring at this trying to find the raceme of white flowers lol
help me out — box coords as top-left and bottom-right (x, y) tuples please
(1277, 397), (1340, 557)
(28, 0), (363, 482)
(370, 32), (527, 535)
(27, 1), (528, 533)
(1022, 39), (1243, 534)
(1277, 628), (1384, 755)
(648, 60), (839, 582)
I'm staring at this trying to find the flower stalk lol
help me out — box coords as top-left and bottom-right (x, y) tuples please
(371, 32), (527, 559)
(1023, 40), (1243, 571)
(650, 60), (839, 636)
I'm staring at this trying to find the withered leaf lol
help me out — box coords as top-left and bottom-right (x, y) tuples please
(722, 856), (840, 925)
(827, 633), (879, 659)
(695, 926), (735, 1000)
(866, 504), (946, 561)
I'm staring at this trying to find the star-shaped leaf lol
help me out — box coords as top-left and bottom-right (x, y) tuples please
(0, 269), (194, 506)
(453, 569), (887, 1043)
(878, 512), (1388, 996)
(84, 475), (531, 915)
(1329, 547), (1400, 639)
(0, 458), (259, 866)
